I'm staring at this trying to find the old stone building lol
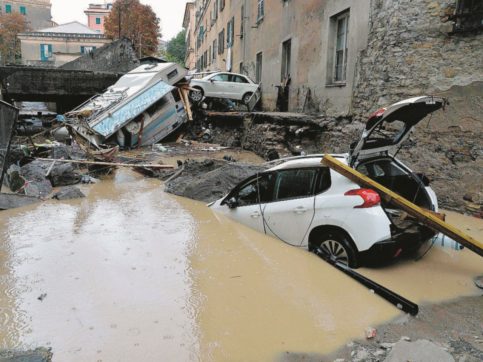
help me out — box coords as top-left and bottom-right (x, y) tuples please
(0, 0), (53, 30)
(185, 0), (482, 117)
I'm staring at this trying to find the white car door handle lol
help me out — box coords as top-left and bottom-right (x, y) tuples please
(250, 211), (261, 218)
(293, 206), (307, 214)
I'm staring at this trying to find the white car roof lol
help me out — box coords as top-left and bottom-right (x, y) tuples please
(268, 154), (348, 171)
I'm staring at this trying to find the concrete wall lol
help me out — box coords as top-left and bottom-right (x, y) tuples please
(19, 34), (111, 67)
(190, 0), (371, 115)
(61, 39), (140, 73)
(0, 0), (52, 30)
(352, 0), (483, 117)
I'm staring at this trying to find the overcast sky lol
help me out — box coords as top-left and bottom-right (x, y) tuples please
(50, 0), (190, 40)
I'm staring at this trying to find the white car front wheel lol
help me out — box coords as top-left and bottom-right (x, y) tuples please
(310, 230), (359, 268)
(242, 92), (253, 105)
(190, 88), (204, 102)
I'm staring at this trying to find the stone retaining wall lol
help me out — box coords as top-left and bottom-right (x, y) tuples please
(352, 0), (483, 117)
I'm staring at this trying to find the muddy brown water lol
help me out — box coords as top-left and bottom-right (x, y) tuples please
(0, 169), (481, 361)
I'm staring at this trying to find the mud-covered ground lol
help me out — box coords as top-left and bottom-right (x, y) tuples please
(318, 295), (483, 362)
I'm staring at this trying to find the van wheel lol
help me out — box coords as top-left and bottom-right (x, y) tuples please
(190, 88), (204, 102)
(310, 230), (359, 268)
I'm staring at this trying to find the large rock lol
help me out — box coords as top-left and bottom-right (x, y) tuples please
(52, 186), (85, 201)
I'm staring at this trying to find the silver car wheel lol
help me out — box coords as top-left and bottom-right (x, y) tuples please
(319, 239), (349, 264)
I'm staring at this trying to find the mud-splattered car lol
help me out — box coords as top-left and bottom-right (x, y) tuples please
(211, 96), (447, 267)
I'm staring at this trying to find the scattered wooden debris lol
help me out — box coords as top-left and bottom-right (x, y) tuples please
(35, 158), (174, 169)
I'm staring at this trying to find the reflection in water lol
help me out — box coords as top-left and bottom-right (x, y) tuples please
(0, 171), (200, 361)
(182, 198), (483, 361)
(0, 168), (482, 361)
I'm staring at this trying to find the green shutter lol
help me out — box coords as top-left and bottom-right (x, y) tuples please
(6, 4), (12, 13)
(20, 6), (26, 15)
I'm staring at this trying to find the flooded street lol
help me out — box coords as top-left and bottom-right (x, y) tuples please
(0, 169), (482, 361)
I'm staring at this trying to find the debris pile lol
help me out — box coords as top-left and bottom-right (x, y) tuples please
(164, 158), (267, 203)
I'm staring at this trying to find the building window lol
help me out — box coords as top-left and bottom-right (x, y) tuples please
(20, 6), (26, 15)
(450, 0), (483, 32)
(81, 46), (96, 54)
(239, 62), (244, 74)
(227, 17), (235, 48)
(96, 17), (101, 25)
(218, 29), (225, 54)
(281, 39), (291, 82)
(220, 0), (225, 12)
(256, 52), (263, 83)
(212, 39), (217, 60)
(257, 0), (265, 22)
(5, 4), (12, 13)
(331, 10), (349, 83)
(240, 5), (245, 38)
(40, 44), (53, 61)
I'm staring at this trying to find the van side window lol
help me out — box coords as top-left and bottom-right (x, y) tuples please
(274, 168), (317, 201)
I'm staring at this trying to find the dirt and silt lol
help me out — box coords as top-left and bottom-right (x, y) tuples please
(0, 145), (482, 361)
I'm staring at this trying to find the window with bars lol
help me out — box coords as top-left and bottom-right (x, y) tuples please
(450, 0), (483, 32)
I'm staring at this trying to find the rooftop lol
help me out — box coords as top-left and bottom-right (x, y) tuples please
(38, 21), (99, 35)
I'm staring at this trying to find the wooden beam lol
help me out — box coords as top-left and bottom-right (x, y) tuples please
(35, 158), (174, 169)
(178, 87), (193, 121)
(322, 154), (483, 257)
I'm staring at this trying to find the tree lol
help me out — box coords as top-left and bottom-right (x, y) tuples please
(104, 0), (160, 57)
(164, 30), (186, 65)
(0, 13), (29, 65)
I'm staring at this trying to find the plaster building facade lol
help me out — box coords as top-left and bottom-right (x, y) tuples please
(185, 0), (482, 117)
(85, 2), (113, 34)
(18, 21), (111, 67)
(183, 2), (196, 70)
(0, 0), (53, 30)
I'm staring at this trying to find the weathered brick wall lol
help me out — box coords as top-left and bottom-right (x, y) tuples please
(352, 0), (483, 117)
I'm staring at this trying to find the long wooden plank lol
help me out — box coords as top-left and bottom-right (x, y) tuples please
(35, 158), (174, 169)
(322, 154), (483, 257)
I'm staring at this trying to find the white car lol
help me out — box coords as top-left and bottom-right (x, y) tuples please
(210, 96), (446, 267)
(189, 72), (260, 104)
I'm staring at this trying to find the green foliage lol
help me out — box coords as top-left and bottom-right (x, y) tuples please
(164, 30), (186, 65)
